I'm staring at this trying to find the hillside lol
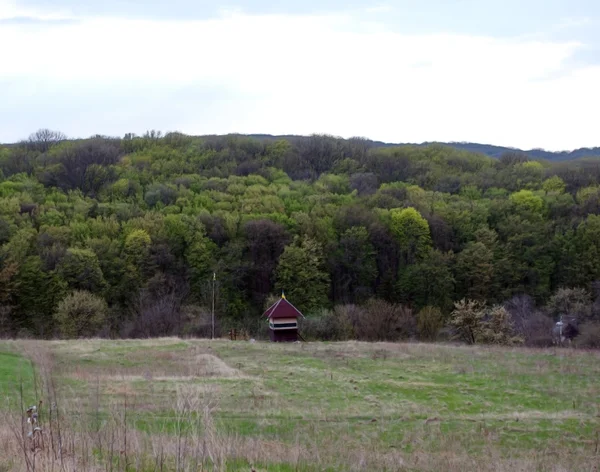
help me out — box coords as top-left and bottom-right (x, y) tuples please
(246, 134), (600, 161)
(1, 130), (600, 344)
(5, 133), (600, 161)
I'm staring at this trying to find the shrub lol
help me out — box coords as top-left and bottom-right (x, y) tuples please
(522, 312), (554, 347)
(332, 305), (359, 340)
(301, 307), (355, 341)
(546, 287), (592, 322)
(417, 306), (444, 341)
(449, 299), (484, 344)
(477, 305), (523, 345)
(54, 290), (107, 338)
(180, 304), (221, 339)
(353, 299), (415, 341)
(126, 291), (183, 338)
(577, 322), (600, 348)
(449, 299), (522, 345)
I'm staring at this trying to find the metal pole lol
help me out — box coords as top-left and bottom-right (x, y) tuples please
(211, 273), (216, 340)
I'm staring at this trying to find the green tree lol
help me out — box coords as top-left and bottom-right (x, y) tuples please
(123, 229), (153, 293)
(390, 207), (432, 263)
(186, 234), (216, 301)
(398, 249), (454, 312)
(124, 229), (152, 265)
(275, 237), (330, 313)
(570, 215), (600, 283)
(13, 256), (67, 335)
(542, 176), (566, 194)
(330, 226), (377, 304)
(2, 228), (36, 264)
(509, 190), (544, 216)
(57, 248), (107, 293)
(455, 241), (494, 301)
(494, 215), (554, 301)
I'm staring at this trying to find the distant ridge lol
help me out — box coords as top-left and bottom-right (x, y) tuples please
(247, 134), (600, 162)
(4, 132), (599, 162)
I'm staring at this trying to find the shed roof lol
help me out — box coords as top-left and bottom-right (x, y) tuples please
(263, 294), (304, 320)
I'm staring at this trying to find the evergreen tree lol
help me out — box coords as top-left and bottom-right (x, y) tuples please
(275, 237), (330, 314)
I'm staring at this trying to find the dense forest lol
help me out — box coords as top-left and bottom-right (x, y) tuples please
(249, 135), (600, 162)
(1, 130), (600, 345)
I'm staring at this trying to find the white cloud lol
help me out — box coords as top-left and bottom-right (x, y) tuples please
(364, 4), (393, 14)
(0, 8), (597, 150)
(0, 0), (73, 20)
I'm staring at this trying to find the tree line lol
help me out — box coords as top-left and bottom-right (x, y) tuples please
(1, 129), (600, 346)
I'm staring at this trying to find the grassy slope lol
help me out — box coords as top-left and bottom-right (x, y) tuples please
(1, 339), (599, 471)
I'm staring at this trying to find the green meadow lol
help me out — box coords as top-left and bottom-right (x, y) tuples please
(0, 339), (598, 471)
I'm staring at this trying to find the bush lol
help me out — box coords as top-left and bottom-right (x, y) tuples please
(301, 307), (355, 341)
(578, 322), (600, 348)
(477, 305), (523, 345)
(449, 299), (484, 344)
(125, 291), (183, 338)
(354, 299), (415, 341)
(522, 312), (554, 347)
(449, 299), (522, 345)
(417, 306), (444, 341)
(54, 290), (107, 338)
(180, 304), (221, 339)
(302, 301), (416, 342)
(546, 287), (592, 322)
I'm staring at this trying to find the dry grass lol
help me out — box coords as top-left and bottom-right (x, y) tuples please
(0, 339), (599, 471)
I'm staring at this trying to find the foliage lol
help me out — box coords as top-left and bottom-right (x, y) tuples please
(417, 306), (444, 341)
(330, 226), (377, 304)
(390, 207), (432, 263)
(450, 300), (522, 345)
(275, 237), (330, 313)
(477, 305), (523, 345)
(302, 307), (356, 341)
(449, 299), (485, 344)
(302, 300), (414, 342)
(546, 287), (592, 322)
(352, 299), (415, 341)
(0, 131), (599, 342)
(57, 248), (107, 293)
(521, 312), (555, 347)
(54, 290), (108, 338)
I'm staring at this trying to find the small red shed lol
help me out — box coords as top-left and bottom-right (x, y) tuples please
(264, 293), (304, 342)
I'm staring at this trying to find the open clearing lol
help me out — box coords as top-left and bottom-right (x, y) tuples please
(0, 339), (599, 471)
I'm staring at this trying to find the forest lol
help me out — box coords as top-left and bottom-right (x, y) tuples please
(1, 129), (600, 346)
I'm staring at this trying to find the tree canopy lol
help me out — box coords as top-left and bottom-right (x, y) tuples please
(1, 130), (600, 339)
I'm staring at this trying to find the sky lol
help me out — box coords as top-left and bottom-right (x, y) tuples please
(1, 0), (600, 150)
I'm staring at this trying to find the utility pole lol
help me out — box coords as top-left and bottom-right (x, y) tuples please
(211, 272), (216, 340)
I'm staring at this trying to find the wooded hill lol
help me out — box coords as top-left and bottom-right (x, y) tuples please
(1, 130), (600, 344)
(247, 134), (600, 161)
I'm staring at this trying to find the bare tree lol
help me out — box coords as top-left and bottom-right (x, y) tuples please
(504, 294), (536, 334)
(26, 129), (67, 153)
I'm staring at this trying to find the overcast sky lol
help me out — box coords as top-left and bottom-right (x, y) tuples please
(1, 0), (599, 150)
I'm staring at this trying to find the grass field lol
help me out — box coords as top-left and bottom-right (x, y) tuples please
(0, 339), (599, 471)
